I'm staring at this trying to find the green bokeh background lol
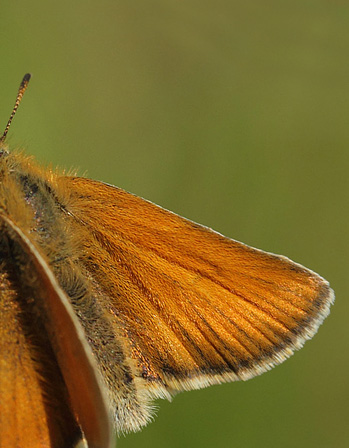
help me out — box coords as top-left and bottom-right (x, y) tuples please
(1, 1), (348, 447)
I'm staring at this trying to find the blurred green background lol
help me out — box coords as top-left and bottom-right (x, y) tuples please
(1, 1), (348, 447)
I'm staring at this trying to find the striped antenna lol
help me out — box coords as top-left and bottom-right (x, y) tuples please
(0, 73), (31, 144)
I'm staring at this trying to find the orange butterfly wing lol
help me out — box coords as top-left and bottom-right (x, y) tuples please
(63, 177), (334, 392)
(0, 213), (113, 448)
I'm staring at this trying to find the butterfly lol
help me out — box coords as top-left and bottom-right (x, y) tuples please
(0, 74), (334, 448)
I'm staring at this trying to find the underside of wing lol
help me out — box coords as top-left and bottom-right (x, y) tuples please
(63, 177), (334, 395)
(0, 213), (113, 448)
(0, 215), (82, 448)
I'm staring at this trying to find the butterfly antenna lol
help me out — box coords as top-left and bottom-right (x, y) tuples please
(0, 73), (31, 144)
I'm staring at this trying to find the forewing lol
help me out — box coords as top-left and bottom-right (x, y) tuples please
(64, 177), (334, 392)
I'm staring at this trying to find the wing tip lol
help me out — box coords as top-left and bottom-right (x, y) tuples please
(157, 278), (334, 391)
(237, 278), (335, 381)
